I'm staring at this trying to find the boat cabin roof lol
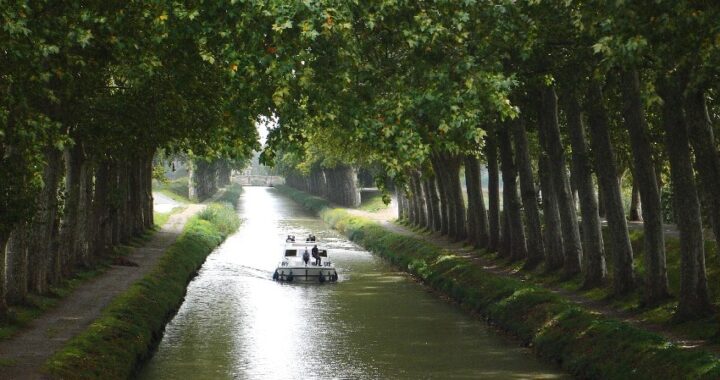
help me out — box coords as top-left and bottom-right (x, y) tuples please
(283, 247), (328, 257)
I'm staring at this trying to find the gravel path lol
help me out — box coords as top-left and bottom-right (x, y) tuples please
(0, 204), (204, 380)
(152, 191), (182, 213)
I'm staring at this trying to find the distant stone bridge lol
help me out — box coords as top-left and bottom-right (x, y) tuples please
(234, 175), (285, 186)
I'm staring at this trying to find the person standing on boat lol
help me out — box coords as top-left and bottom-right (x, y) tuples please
(312, 245), (320, 266)
(303, 248), (310, 266)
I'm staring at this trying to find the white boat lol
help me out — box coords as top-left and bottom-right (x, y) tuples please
(272, 240), (338, 283)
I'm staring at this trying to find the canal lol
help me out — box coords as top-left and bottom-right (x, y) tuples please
(139, 187), (566, 379)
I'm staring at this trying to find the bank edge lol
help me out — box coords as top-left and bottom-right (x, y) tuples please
(43, 194), (241, 379)
(277, 184), (720, 379)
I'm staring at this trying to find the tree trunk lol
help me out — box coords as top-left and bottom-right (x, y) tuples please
(685, 87), (720, 253)
(396, 188), (406, 220)
(539, 85), (582, 275)
(499, 209), (512, 258)
(539, 154), (564, 271)
(431, 154), (450, 236)
(586, 80), (635, 294)
(659, 72), (712, 319)
(629, 179), (642, 222)
(93, 161), (112, 257)
(59, 143), (86, 276)
(6, 225), (29, 304)
(407, 174), (418, 225)
(410, 171), (427, 227)
(464, 158), (478, 246)
(143, 154), (154, 229)
(423, 177), (441, 232)
(498, 126), (527, 261)
(511, 117), (544, 267)
(76, 158), (91, 266)
(120, 161), (133, 242)
(438, 154), (458, 238)
(485, 133), (501, 252)
(446, 154), (467, 241)
(0, 231), (8, 315)
(464, 155), (489, 248)
(28, 148), (62, 293)
(562, 85), (607, 287)
(107, 161), (120, 249)
(620, 69), (669, 303)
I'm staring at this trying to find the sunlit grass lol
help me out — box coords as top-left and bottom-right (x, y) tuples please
(154, 206), (185, 228)
(358, 189), (390, 212)
(153, 177), (190, 203)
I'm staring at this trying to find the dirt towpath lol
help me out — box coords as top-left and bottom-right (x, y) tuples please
(0, 204), (204, 380)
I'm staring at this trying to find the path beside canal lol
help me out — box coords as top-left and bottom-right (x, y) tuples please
(0, 203), (204, 380)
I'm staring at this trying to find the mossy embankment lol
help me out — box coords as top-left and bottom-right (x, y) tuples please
(276, 185), (720, 379)
(43, 202), (240, 379)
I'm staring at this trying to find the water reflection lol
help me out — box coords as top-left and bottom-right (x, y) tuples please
(139, 187), (566, 379)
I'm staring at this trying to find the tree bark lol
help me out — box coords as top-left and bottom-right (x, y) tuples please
(0, 231), (8, 315)
(485, 133), (501, 252)
(396, 188), (407, 221)
(120, 161), (133, 242)
(27, 148), (62, 293)
(76, 158), (91, 266)
(431, 154), (450, 236)
(464, 158), (478, 246)
(685, 87), (720, 253)
(498, 126), (527, 261)
(143, 154), (154, 229)
(539, 85), (582, 275)
(538, 154), (564, 271)
(659, 72), (712, 319)
(6, 225), (29, 304)
(562, 85), (607, 287)
(423, 177), (441, 232)
(92, 161), (112, 257)
(58, 143), (86, 276)
(407, 174), (418, 225)
(499, 209), (512, 258)
(629, 179), (642, 222)
(464, 155), (489, 248)
(511, 117), (544, 266)
(446, 154), (467, 241)
(586, 79), (635, 294)
(107, 161), (120, 250)
(410, 171), (427, 227)
(620, 69), (669, 303)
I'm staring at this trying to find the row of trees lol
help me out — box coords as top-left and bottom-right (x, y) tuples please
(261, 1), (720, 321)
(285, 164), (362, 207)
(3, 0), (719, 323)
(1, 2), (263, 317)
(188, 159), (234, 201)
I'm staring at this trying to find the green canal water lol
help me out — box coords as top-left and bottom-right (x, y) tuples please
(138, 187), (566, 379)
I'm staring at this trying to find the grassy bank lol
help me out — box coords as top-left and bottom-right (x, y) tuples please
(153, 177), (190, 203)
(215, 183), (243, 207)
(276, 185), (720, 379)
(43, 203), (240, 379)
